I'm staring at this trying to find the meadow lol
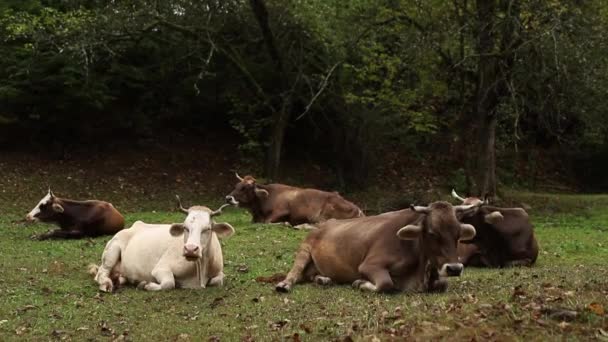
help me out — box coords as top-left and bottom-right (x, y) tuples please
(0, 190), (607, 341)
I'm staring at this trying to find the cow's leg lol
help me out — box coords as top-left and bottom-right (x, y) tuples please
(95, 237), (123, 292)
(33, 228), (85, 240)
(293, 223), (317, 230)
(313, 275), (332, 286)
(144, 267), (175, 291)
(276, 243), (313, 292)
(353, 263), (394, 292)
(208, 272), (225, 287)
(265, 210), (290, 224)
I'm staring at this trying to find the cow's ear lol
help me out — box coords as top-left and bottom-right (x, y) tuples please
(397, 225), (422, 240)
(254, 188), (269, 199)
(169, 224), (186, 236)
(52, 203), (64, 213)
(212, 222), (235, 238)
(459, 224), (476, 241)
(484, 211), (504, 225)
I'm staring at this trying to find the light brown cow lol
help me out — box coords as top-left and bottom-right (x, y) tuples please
(275, 201), (480, 293)
(452, 190), (539, 267)
(225, 174), (364, 226)
(26, 189), (124, 240)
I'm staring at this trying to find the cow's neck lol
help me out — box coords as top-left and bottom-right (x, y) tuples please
(51, 198), (81, 228)
(415, 241), (437, 292)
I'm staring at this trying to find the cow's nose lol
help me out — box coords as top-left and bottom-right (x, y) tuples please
(183, 244), (200, 256)
(25, 215), (34, 222)
(225, 196), (233, 203)
(445, 263), (464, 276)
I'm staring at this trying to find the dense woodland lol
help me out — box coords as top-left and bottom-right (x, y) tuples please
(1, 0), (607, 194)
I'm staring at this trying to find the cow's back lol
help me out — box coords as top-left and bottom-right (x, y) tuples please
(309, 209), (418, 283)
(119, 223), (179, 282)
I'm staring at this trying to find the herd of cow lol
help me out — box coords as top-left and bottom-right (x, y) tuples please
(24, 173), (539, 294)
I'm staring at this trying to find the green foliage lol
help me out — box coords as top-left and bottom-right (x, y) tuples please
(0, 0), (607, 185)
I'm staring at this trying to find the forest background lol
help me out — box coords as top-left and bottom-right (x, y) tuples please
(1, 0), (607, 200)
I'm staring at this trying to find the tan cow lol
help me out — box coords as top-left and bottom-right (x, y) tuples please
(276, 201), (480, 293)
(225, 173), (364, 227)
(91, 197), (234, 292)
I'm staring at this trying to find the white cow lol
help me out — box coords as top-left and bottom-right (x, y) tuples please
(91, 197), (234, 292)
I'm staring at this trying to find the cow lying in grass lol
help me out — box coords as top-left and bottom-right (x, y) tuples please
(90, 197), (234, 292)
(26, 189), (124, 240)
(225, 173), (364, 228)
(276, 201), (480, 293)
(451, 190), (539, 267)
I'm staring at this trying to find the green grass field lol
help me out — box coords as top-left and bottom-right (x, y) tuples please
(1, 193), (607, 341)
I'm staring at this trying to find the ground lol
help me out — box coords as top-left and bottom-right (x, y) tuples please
(0, 154), (607, 341)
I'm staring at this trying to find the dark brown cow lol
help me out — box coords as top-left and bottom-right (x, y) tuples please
(225, 174), (364, 226)
(275, 201), (480, 293)
(25, 189), (125, 240)
(451, 190), (539, 267)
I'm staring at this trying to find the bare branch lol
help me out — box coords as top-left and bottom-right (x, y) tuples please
(295, 62), (341, 121)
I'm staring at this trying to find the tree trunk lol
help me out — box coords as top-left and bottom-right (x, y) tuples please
(249, 0), (289, 181)
(472, 0), (498, 197)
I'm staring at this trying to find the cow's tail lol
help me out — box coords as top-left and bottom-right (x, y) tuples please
(87, 264), (99, 277)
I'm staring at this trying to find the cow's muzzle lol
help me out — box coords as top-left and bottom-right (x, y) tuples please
(25, 215), (37, 222)
(225, 196), (239, 206)
(183, 244), (201, 260)
(439, 263), (464, 277)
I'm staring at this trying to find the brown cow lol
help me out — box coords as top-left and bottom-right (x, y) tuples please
(451, 190), (539, 267)
(275, 201), (480, 293)
(25, 189), (125, 240)
(225, 174), (364, 226)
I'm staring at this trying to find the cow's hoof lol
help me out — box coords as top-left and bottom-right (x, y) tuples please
(314, 276), (332, 286)
(99, 280), (113, 293)
(30, 234), (46, 241)
(352, 279), (365, 289)
(136, 281), (148, 290)
(275, 281), (291, 293)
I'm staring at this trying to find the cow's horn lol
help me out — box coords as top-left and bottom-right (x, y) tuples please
(410, 204), (431, 214)
(451, 189), (466, 202)
(235, 172), (244, 182)
(454, 202), (482, 214)
(211, 203), (230, 217)
(175, 195), (189, 214)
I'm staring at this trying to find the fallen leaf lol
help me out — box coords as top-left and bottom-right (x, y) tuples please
(254, 273), (285, 284)
(558, 321), (570, 330)
(588, 302), (605, 316)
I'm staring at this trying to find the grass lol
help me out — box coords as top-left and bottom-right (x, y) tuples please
(1, 191), (607, 342)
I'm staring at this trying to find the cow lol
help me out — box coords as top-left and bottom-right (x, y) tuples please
(25, 189), (125, 240)
(275, 201), (480, 293)
(451, 189), (539, 267)
(225, 173), (364, 228)
(91, 197), (234, 292)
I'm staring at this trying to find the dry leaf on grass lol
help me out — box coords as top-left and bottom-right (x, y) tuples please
(588, 302), (605, 316)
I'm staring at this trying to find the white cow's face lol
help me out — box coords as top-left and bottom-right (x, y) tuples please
(26, 190), (64, 222)
(170, 207), (234, 260)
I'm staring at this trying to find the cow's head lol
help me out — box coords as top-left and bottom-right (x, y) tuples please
(26, 188), (65, 222)
(451, 189), (504, 225)
(169, 196), (234, 261)
(225, 173), (268, 207)
(397, 201), (479, 277)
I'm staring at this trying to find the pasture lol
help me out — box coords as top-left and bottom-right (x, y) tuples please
(1, 191), (607, 341)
